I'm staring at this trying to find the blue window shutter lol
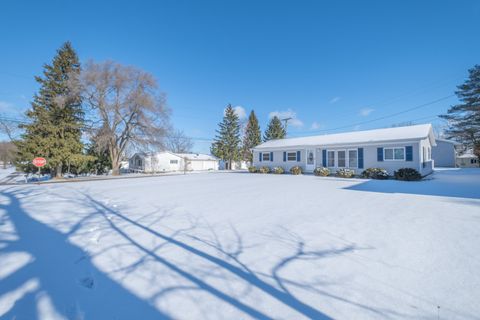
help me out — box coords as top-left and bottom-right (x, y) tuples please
(270, 152), (273, 162)
(259, 152), (262, 162)
(406, 146), (413, 161)
(358, 148), (364, 169)
(377, 148), (383, 162)
(283, 152), (286, 162)
(297, 151), (301, 162)
(322, 150), (327, 167)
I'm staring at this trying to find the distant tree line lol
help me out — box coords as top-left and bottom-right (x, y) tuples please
(0, 42), (190, 177)
(210, 105), (287, 169)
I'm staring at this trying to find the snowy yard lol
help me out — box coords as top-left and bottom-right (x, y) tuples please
(0, 169), (479, 319)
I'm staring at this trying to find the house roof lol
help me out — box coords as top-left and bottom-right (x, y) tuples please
(176, 153), (219, 161)
(253, 124), (436, 150)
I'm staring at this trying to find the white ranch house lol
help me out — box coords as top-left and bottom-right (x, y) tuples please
(129, 152), (219, 173)
(252, 124), (437, 176)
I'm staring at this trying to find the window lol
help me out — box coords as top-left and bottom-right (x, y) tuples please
(170, 160), (178, 164)
(287, 152), (297, 161)
(348, 150), (358, 168)
(472, 159), (478, 164)
(337, 150), (346, 167)
(262, 152), (270, 161)
(136, 158), (142, 166)
(384, 147), (405, 161)
(327, 151), (335, 167)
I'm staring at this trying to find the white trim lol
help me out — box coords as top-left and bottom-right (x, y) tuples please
(384, 147), (405, 161)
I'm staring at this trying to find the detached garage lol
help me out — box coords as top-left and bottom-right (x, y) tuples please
(432, 139), (461, 167)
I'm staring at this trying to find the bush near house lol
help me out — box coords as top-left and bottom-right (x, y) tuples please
(248, 166), (257, 173)
(394, 168), (422, 181)
(336, 168), (355, 178)
(272, 167), (285, 174)
(362, 168), (389, 180)
(290, 166), (302, 175)
(258, 166), (271, 174)
(313, 167), (330, 176)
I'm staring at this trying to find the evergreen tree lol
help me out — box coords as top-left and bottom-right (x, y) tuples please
(15, 42), (86, 177)
(440, 65), (480, 160)
(211, 104), (241, 169)
(241, 110), (261, 163)
(263, 116), (286, 141)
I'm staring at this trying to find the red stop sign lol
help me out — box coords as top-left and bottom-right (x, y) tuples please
(32, 157), (47, 167)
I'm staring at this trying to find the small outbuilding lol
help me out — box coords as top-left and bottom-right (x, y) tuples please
(456, 150), (479, 168)
(431, 139), (461, 167)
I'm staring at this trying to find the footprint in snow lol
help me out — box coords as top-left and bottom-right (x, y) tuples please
(79, 276), (95, 289)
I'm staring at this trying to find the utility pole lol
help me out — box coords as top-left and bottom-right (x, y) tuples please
(281, 117), (292, 137)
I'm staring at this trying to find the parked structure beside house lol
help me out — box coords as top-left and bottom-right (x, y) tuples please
(432, 139), (461, 167)
(456, 150), (479, 168)
(129, 152), (219, 173)
(252, 124), (436, 176)
(219, 160), (249, 170)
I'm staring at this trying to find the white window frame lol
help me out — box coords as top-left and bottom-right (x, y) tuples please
(287, 151), (297, 162)
(348, 149), (358, 168)
(262, 152), (270, 161)
(327, 150), (335, 167)
(384, 147), (405, 161)
(337, 149), (347, 168)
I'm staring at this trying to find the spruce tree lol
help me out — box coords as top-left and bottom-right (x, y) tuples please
(16, 42), (86, 177)
(440, 65), (480, 160)
(211, 104), (241, 169)
(242, 110), (261, 163)
(263, 116), (286, 141)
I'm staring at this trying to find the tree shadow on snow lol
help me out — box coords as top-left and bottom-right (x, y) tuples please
(344, 169), (480, 200)
(0, 187), (405, 319)
(82, 193), (404, 319)
(0, 188), (172, 319)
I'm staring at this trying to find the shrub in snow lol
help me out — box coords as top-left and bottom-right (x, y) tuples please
(290, 166), (302, 175)
(336, 168), (355, 178)
(361, 168), (389, 180)
(258, 166), (271, 174)
(272, 167), (285, 174)
(313, 167), (330, 176)
(248, 166), (257, 173)
(394, 168), (422, 181)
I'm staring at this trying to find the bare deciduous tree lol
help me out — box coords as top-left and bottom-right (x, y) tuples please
(0, 141), (17, 169)
(77, 61), (170, 175)
(166, 130), (193, 153)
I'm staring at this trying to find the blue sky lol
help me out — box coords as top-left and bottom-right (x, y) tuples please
(0, 0), (479, 153)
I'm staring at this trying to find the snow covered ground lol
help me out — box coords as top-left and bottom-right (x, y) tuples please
(0, 169), (479, 319)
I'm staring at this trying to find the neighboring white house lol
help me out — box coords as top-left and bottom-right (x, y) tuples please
(432, 139), (461, 167)
(252, 124), (436, 176)
(176, 153), (219, 171)
(129, 152), (219, 173)
(456, 149), (479, 168)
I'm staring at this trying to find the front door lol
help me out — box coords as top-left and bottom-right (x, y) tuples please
(306, 149), (315, 171)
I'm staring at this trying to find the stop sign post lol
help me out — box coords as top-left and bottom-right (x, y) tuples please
(32, 157), (46, 174)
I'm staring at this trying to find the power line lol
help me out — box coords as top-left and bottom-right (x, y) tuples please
(290, 94), (455, 136)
